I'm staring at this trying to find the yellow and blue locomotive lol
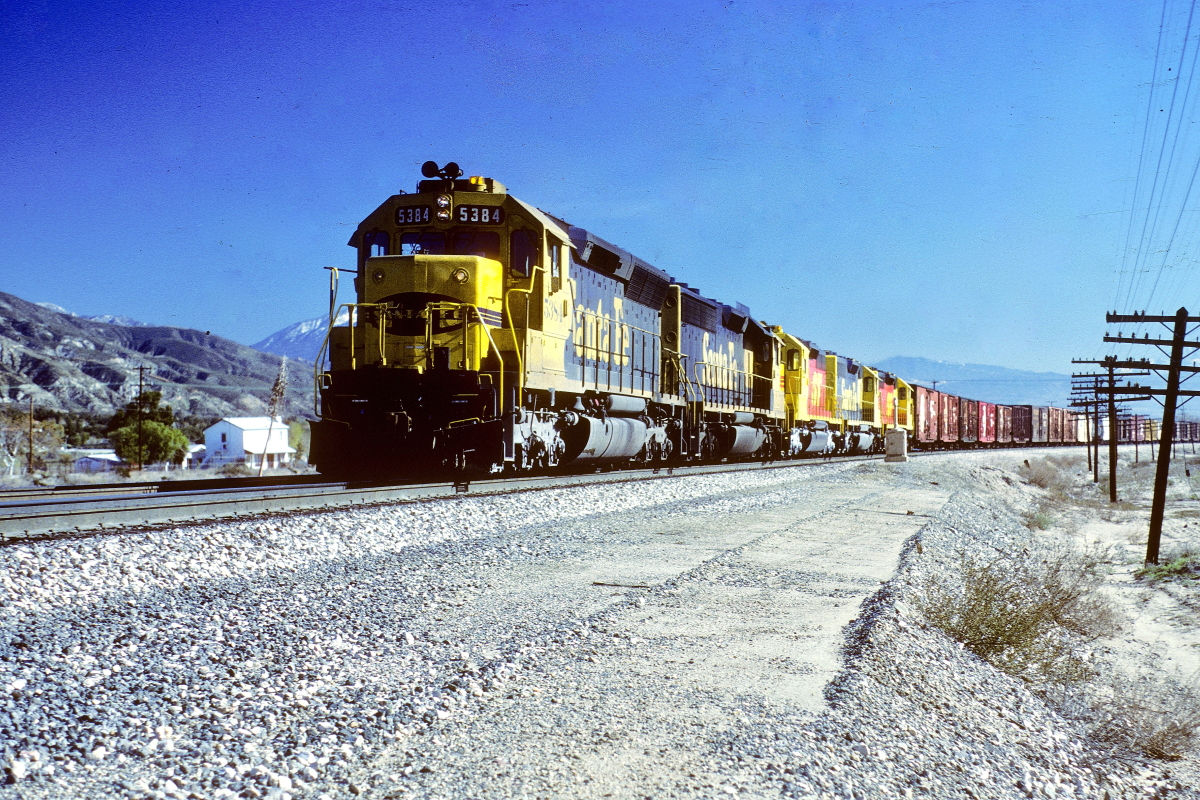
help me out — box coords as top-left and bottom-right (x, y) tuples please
(310, 163), (904, 477)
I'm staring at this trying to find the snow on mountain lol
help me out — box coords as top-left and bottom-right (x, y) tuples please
(251, 310), (349, 363)
(34, 302), (149, 327)
(86, 314), (150, 327)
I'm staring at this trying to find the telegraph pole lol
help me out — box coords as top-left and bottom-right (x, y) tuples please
(1072, 359), (1148, 498)
(27, 397), (33, 475)
(1106, 359), (1119, 502)
(1069, 378), (1095, 472)
(1104, 307), (1200, 563)
(1150, 309), (1187, 564)
(1094, 378), (1101, 484)
(136, 366), (147, 471)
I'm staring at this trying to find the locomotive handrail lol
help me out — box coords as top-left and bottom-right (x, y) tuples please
(661, 348), (697, 404)
(313, 266), (342, 419)
(424, 301), (506, 404)
(691, 359), (770, 410)
(575, 308), (661, 395)
(332, 302), (392, 369)
(503, 258), (553, 406)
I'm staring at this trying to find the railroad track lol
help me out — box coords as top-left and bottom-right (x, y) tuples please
(0, 454), (881, 541)
(0, 472), (334, 503)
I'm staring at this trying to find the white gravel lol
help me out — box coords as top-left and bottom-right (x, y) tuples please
(0, 464), (850, 799)
(1, 453), (1196, 799)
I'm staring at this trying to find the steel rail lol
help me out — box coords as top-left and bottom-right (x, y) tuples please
(0, 473), (336, 504)
(0, 455), (880, 541)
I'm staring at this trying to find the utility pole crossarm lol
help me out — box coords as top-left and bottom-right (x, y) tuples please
(1093, 386), (1200, 397)
(1103, 336), (1200, 348)
(1100, 362), (1200, 374)
(1107, 312), (1200, 323)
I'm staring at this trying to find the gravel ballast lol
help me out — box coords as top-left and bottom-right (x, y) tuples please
(1, 453), (1195, 799)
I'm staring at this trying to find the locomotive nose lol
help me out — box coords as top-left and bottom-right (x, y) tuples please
(361, 253), (503, 306)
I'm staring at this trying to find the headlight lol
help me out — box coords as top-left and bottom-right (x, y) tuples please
(436, 209), (451, 221)
(371, 268), (386, 283)
(451, 268), (469, 284)
(436, 194), (452, 208)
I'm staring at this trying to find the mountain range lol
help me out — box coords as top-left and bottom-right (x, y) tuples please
(34, 303), (151, 328)
(2, 290), (1075, 417)
(251, 310), (347, 364)
(247, 318), (1072, 407)
(1, 292), (309, 419)
(871, 356), (1072, 407)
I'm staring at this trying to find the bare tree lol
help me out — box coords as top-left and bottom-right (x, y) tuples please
(259, 359), (288, 476)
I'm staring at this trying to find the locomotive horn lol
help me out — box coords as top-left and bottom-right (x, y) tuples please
(421, 160), (439, 178)
(442, 162), (463, 179)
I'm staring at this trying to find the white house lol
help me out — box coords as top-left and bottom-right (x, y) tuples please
(185, 444), (206, 469)
(203, 417), (296, 469)
(72, 450), (123, 473)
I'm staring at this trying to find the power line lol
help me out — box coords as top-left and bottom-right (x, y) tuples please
(1119, 0), (1174, 312)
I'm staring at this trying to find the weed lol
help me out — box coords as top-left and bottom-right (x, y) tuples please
(1048, 454), (1084, 470)
(1026, 511), (1055, 530)
(1019, 458), (1067, 491)
(1085, 672), (1200, 760)
(1134, 547), (1200, 582)
(915, 542), (1118, 685)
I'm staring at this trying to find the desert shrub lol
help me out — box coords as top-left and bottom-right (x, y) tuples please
(1048, 454), (1084, 470)
(1084, 673), (1200, 760)
(1019, 458), (1069, 491)
(1025, 511), (1055, 530)
(916, 542), (1118, 684)
(217, 462), (251, 477)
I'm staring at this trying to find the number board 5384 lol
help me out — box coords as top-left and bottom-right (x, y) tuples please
(457, 206), (504, 224)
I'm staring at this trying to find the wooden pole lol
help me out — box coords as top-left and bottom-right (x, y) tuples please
(1147, 307), (1189, 564)
(27, 397), (33, 475)
(1108, 359), (1118, 502)
(136, 366), (145, 471)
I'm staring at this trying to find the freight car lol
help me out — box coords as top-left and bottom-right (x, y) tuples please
(310, 165), (1081, 477)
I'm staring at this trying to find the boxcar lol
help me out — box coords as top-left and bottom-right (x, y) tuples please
(1047, 407), (1063, 443)
(979, 401), (997, 444)
(959, 398), (979, 444)
(940, 393), (960, 446)
(914, 386), (941, 448)
(1031, 407), (1050, 444)
(996, 404), (1012, 444)
(1076, 412), (1092, 443)
(1012, 405), (1032, 444)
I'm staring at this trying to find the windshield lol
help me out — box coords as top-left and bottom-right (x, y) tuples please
(400, 231), (500, 259)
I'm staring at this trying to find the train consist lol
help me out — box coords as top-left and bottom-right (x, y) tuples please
(310, 163), (1086, 477)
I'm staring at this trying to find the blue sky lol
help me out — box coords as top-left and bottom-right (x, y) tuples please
(0, 0), (1188, 372)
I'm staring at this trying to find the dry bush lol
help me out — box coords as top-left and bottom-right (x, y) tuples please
(1085, 672), (1200, 760)
(916, 542), (1118, 684)
(1019, 458), (1070, 492)
(1048, 454), (1085, 470)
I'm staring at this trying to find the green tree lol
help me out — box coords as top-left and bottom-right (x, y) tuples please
(105, 391), (174, 435)
(288, 419), (309, 460)
(110, 421), (190, 466)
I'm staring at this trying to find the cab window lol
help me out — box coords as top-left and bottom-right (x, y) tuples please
(452, 230), (500, 259)
(510, 229), (539, 277)
(401, 232), (446, 255)
(364, 231), (389, 256)
(547, 237), (562, 293)
(786, 349), (801, 371)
